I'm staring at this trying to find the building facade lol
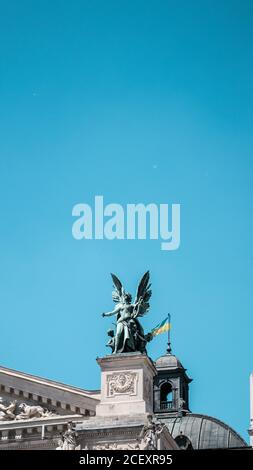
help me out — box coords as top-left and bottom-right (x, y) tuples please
(0, 351), (249, 450)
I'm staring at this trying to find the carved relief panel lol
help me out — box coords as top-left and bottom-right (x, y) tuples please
(106, 372), (137, 397)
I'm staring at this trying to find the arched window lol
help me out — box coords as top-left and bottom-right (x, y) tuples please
(175, 434), (193, 450)
(160, 382), (173, 410)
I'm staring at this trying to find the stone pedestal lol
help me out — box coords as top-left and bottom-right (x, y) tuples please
(95, 353), (156, 417)
(75, 353), (179, 450)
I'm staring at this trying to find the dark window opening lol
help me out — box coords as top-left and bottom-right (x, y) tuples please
(175, 434), (193, 450)
(8, 430), (15, 440)
(160, 382), (173, 410)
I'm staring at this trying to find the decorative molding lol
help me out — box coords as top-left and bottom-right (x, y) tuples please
(82, 428), (142, 440)
(92, 442), (141, 450)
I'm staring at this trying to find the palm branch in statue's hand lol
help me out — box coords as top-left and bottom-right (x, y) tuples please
(132, 271), (152, 318)
(111, 273), (124, 303)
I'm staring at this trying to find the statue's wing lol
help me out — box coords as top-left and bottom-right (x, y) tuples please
(134, 271), (152, 316)
(111, 273), (123, 303)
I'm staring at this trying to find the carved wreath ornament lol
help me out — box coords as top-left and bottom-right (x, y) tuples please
(107, 373), (137, 397)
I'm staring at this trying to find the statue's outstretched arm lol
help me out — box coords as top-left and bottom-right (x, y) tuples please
(102, 305), (121, 317)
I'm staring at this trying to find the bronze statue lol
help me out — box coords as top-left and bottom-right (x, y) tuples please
(102, 271), (152, 354)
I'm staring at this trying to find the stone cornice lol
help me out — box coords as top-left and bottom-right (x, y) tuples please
(97, 353), (157, 376)
(0, 365), (99, 399)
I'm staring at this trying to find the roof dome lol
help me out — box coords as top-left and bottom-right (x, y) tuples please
(155, 353), (184, 370)
(154, 350), (247, 449)
(161, 413), (247, 449)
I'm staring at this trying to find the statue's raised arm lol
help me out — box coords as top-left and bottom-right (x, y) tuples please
(102, 305), (121, 317)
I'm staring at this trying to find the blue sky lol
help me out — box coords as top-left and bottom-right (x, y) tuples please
(0, 1), (252, 442)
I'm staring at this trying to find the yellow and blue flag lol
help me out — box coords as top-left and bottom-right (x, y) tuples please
(151, 317), (171, 337)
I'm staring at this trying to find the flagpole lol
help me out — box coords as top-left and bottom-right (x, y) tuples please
(167, 313), (172, 354)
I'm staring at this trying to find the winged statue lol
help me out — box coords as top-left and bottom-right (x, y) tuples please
(102, 271), (152, 354)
